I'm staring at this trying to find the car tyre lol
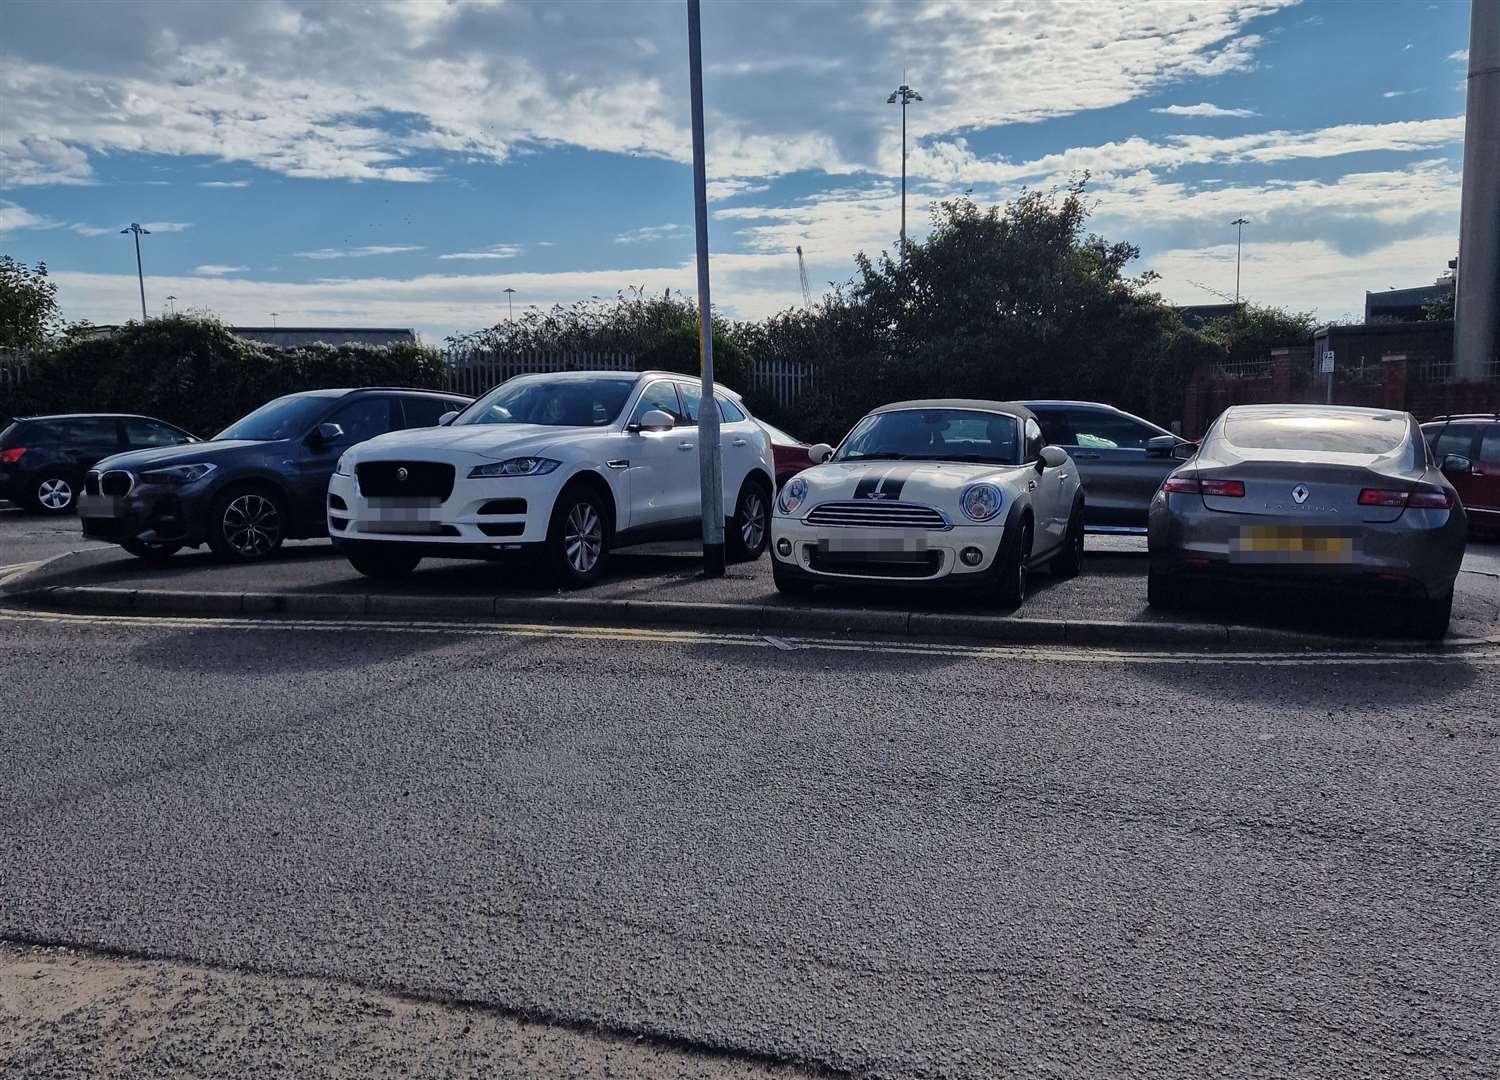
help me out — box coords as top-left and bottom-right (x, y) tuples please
(772, 558), (814, 597)
(727, 477), (772, 563)
(547, 486), (609, 589)
(206, 485), (287, 562)
(994, 517), (1032, 607)
(31, 473), (77, 515)
(120, 538), (183, 562)
(1403, 590), (1452, 641)
(1051, 499), (1085, 579)
(346, 543), (423, 580)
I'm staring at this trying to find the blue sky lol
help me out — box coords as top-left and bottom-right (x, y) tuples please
(0, 0), (1475, 342)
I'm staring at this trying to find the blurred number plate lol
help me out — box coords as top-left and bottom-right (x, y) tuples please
(819, 537), (927, 561)
(1231, 526), (1354, 563)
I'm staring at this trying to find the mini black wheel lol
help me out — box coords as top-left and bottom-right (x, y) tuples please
(1051, 500), (1085, 579)
(772, 558), (815, 597)
(995, 518), (1032, 607)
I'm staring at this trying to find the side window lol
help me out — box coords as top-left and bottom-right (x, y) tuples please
(398, 396), (452, 429)
(325, 397), (396, 445)
(1479, 426), (1500, 466)
(1431, 423), (1479, 461)
(1065, 409), (1159, 450)
(630, 381), (683, 426)
(1032, 409), (1071, 446)
(64, 418), (121, 447)
(677, 382), (703, 425)
(124, 419), (186, 447)
(1023, 417), (1044, 462)
(717, 395), (746, 422)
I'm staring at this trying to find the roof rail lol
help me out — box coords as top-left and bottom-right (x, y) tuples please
(1425, 412), (1500, 422)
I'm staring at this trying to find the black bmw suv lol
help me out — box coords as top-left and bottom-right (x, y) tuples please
(77, 387), (470, 561)
(0, 413), (198, 514)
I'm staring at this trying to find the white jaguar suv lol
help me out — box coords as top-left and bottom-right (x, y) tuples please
(327, 370), (776, 586)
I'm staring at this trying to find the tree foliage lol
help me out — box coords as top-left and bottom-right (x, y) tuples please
(1, 315), (444, 436)
(0, 256), (63, 352)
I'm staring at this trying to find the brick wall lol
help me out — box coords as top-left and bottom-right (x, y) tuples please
(1182, 321), (1499, 436)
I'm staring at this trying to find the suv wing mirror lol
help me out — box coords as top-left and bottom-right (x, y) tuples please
(630, 409), (675, 433)
(438, 411), (459, 427)
(313, 422), (344, 444)
(808, 442), (834, 464)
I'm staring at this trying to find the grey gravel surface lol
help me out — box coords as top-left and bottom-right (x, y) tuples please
(0, 943), (817, 1079)
(1, 611), (1497, 1078)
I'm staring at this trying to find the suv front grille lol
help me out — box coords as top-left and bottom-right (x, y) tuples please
(99, 470), (133, 496)
(356, 461), (455, 499)
(805, 501), (949, 529)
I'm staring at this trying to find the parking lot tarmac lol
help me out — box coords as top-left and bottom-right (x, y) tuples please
(1, 606), (1496, 1078)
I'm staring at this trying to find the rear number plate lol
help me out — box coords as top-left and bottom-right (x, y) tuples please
(1231, 526), (1355, 564)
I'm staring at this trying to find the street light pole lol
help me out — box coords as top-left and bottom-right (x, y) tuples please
(887, 81), (922, 251)
(1231, 217), (1248, 310)
(165, 294), (177, 315)
(120, 223), (151, 321)
(269, 312), (279, 329)
(687, 0), (724, 578)
(503, 287), (516, 322)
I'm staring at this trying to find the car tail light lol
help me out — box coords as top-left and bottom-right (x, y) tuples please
(0, 447), (25, 465)
(1358, 488), (1452, 509)
(1162, 475), (1243, 497)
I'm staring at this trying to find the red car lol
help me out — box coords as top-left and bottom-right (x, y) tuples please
(1423, 414), (1500, 536)
(757, 419), (813, 489)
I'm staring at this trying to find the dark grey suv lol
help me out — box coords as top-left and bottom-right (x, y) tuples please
(78, 387), (470, 561)
(1026, 401), (1190, 528)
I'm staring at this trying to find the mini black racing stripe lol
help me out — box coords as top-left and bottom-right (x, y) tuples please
(853, 465), (916, 500)
(853, 473), (885, 499)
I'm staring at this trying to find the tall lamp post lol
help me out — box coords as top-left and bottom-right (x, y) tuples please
(120, 223), (150, 321)
(886, 81), (922, 250)
(165, 294), (177, 315)
(1231, 217), (1249, 310)
(503, 287), (516, 322)
(687, 0), (724, 578)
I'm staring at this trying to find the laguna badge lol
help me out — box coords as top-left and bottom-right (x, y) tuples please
(1291, 484), (1309, 504)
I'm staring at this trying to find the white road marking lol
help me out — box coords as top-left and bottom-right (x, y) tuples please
(2, 606), (1495, 668)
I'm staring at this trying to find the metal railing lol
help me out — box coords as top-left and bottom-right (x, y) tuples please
(440, 350), (635, 397)
(752, 357), (815, 408)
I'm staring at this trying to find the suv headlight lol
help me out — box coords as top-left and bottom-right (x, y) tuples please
(138, 462), (216, 485)
(468, 457), (561, 478)
(778, 476), (808, 515)
(334, 452), (353, 476)
(959, 483), (1004, 522)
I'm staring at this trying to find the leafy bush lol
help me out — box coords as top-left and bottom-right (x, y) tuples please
(0, 315), (444, 436)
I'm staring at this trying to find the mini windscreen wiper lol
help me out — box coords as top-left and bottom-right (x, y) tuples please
(842, 452), (909, 461)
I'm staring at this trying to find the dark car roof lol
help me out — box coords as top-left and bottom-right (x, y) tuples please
(14, 412), (170, 422)
(873, 399), (1039, 424)
(276, 387), (471, 399)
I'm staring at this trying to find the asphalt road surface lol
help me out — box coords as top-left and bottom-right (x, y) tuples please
(1, 606), (1496, 1078)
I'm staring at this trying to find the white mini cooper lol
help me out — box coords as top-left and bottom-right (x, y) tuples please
(771, 399), (1085, 605)
(328, 371), (776, 586)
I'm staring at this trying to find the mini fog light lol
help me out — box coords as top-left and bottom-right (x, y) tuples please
(776, 538), (793, 557)
(960, 546), (984, 566)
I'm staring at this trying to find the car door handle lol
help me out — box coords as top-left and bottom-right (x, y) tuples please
(731, 437), (748, 447)
(677, 441), (695, 451)
(1072, 452), (1101, 460)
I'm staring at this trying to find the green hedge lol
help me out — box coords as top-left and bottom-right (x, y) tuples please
(0, 315), (445, 437)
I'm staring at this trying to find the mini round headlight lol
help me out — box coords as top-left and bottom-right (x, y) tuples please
(959, 483), (1004, 522)
(778, 477), (808, 515)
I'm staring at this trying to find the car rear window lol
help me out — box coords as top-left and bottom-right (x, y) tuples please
(1223, 413), (1407, 455)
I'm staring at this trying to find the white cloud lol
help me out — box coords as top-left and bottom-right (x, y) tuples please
(707, 178), (772, 201)
(69, 220), (193, 237)
(1382, 89), (1419, 99)
(194, 264), (248, 275)
(295, 244), (425, 260)
(0, 200), (56, 233)
(437, 244), (524, 261)
(1150, 102), (1257, 118)
(198, 179), (251, 188)
(613, 223), (685, 244)
(1449, 50), (1468, 63)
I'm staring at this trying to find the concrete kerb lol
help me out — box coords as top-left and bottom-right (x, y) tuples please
(8, 582), (1492, 652)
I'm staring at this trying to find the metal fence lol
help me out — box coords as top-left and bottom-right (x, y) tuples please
(752, 358), (816, 409)
(441, 350), (635, 397)
(1214, 356), (1272, 380)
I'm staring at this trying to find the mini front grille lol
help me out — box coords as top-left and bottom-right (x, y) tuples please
(99, 470), (133, 497)
(356, 461), (455, 500)
(84, 472), (101, 496)
(808, 549), (943, 578)
(805, 501), (949, 529)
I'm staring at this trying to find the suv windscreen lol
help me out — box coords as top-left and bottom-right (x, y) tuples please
(458, 376), (636, 427)
(835, 409), (1021, 465)
(216, 395), (335, 441)
(1223, 412), (1407, 455)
